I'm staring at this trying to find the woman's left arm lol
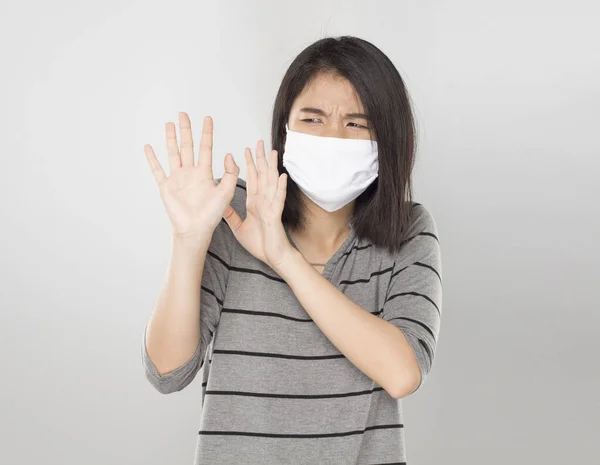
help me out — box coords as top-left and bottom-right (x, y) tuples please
(275, 251), (422, 399)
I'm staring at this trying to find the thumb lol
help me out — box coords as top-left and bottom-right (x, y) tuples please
(216, 152), (239, 198)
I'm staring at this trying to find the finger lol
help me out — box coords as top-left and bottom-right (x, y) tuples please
(267, 148), (280, 200)
(178, 112), (194, 168)
(144, 144), (167, 187)
(216, 153), (240, 196)
(255, 139), (268, 194)
(275, 173), (287, 215)
(244, 147), (258, 196)
(197, 116), (214, 176)
(165, 122), (181, 173)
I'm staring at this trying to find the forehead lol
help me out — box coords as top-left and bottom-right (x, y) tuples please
(292, 73), (365, 112)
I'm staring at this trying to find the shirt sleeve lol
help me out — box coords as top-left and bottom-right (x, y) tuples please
(141, 179), (236, 394)
(381, 203), (443, 394)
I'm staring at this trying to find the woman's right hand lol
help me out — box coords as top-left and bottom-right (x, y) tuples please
(144, 112), (240, 243)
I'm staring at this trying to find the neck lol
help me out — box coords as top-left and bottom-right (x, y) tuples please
(288, 199), (354, 257)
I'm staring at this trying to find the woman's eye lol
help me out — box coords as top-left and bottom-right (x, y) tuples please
(301, 119), (368, 129)
(348, 122), (369, 129)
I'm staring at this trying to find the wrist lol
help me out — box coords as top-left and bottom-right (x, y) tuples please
(272, 246), (304, 278)
(171, 232), (212, 253)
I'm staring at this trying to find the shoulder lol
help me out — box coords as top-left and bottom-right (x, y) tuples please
(408, 201), (439, 238)
(209, 177), (248, 259)
(389, 201), (441, 265)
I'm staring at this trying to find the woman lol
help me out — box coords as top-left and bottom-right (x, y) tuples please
(142, 35), (442, 465)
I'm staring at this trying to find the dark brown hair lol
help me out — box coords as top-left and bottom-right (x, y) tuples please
(271, 35), (418, 255)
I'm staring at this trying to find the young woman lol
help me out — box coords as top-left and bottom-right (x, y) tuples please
(142, 35), (442, 465)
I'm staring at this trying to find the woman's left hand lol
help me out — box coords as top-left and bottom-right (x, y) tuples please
(222, 139), (295, 271)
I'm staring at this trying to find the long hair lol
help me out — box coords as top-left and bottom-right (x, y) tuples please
(271, 35), (418, 255)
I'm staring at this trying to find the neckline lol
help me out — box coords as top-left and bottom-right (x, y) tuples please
(284, 221), (356, 280)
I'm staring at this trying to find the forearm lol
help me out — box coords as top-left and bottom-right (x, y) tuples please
(276, 251), (420, 398)
(144, 234), (212, 376)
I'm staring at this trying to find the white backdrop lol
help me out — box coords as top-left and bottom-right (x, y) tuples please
(1, 1), (598, 464)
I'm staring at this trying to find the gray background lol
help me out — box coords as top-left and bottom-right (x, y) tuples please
(1, 1), (598, 464)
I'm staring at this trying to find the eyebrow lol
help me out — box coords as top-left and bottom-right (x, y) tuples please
(298, 107), (371, 122)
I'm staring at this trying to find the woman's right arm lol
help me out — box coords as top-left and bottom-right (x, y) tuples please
(142, 234), (211, 388)
(139, 112), (239, 394)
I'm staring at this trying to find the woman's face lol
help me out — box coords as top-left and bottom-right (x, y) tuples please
(287, 73), (375, 141)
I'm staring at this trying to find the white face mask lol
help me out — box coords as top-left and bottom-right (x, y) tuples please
(282, 123), (379, 212)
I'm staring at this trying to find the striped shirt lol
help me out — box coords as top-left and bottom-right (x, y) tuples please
(141, 177), (443, 464)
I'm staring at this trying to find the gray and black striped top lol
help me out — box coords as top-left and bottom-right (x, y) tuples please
(141, 177), (443, 465)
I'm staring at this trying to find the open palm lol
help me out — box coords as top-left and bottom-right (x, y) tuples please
(222, 140), (292, 270)
(144, 113), (239, 242)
